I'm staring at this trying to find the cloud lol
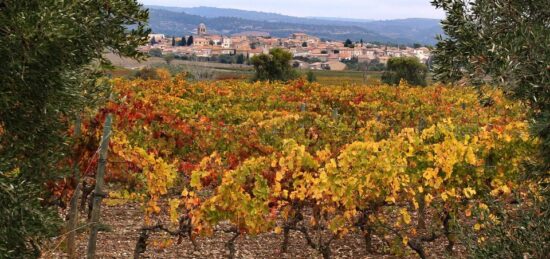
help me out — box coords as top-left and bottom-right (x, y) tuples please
(139, 0), (444, 20)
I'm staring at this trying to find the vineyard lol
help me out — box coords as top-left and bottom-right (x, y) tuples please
(61, 70), (538, 258)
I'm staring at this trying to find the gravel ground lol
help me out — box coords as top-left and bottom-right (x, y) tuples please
(43, 199), (466, 259)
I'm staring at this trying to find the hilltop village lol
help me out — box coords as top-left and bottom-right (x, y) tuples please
(140, 23), (432, 71)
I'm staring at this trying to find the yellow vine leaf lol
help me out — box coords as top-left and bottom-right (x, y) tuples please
(463, 187), (476, 199)
(169, 199), (180, 223)
(400, 209), (411, 224)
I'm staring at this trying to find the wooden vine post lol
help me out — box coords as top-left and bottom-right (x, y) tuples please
(67, 115), (82, 259)
(86, 113), (113, 259)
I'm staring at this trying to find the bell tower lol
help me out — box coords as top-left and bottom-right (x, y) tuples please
(197, 23), (207, 36)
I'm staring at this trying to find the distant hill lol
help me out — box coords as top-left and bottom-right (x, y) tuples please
(307, 17), (375, 23)
(147, 9), (392, 43)
(145, 6), (443, 45)
(363, 19), (444, 46)
(145, 5), (363, 25)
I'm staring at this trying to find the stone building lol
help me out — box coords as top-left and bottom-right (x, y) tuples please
(197, 23), (207, 36)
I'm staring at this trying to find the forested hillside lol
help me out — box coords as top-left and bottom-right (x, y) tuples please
(146, 7), (442, 44)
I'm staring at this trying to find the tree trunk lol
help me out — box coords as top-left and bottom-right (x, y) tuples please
(86, 114), (112, 259)
(320, 246), (331, 259)
(363, 226), (374, 253)
(67, 183), (82, 258)
(408, 238), (427, 259)
(67, 115), (82, 259)
(417, 194), (426, 230)
(226, 232), (240, 259)
(443, 211), (454, 253)
(282, 226), (290, 253)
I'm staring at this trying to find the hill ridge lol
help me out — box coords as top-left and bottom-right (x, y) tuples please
(145, 6), (443, 45)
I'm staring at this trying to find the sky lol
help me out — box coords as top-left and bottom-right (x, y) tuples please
(139, 0), (445, 20)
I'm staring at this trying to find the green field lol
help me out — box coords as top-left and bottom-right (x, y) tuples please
(307, 69), (383, 85)
(106, 53), (385, 84)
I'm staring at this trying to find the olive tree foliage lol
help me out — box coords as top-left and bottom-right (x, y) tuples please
(251, 48), (299, 82)
(431, 0), (549, 157)
(431, 0), (549, 257)
(164, 53), (176, 65)
(381, 57), (428, 86)
(0, 0), (150, 256)
(0, 180), (61, 258)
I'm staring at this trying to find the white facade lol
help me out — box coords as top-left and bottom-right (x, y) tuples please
(222, 37), (233, 49)
(148, 34), (166, 41)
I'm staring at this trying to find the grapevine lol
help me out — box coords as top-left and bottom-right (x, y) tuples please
(73, 70), (537, 258)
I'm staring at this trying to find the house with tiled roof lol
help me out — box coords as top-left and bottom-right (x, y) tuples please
(193, 37), (210, 47)
(142, 23), (432, 64)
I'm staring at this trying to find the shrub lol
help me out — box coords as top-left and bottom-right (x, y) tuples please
(251, 48), (299, 82)
(163, 53), (175, 65)
(132, 67), (160, 80)
(381, 57), (428, 86)
(149, 48), (162, 57)
(306, 70), (317, 83)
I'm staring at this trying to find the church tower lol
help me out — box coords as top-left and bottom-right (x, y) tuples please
(197, 23), (207, 36)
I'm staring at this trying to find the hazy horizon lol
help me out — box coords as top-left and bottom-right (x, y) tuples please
(139, 0), (445, 20)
